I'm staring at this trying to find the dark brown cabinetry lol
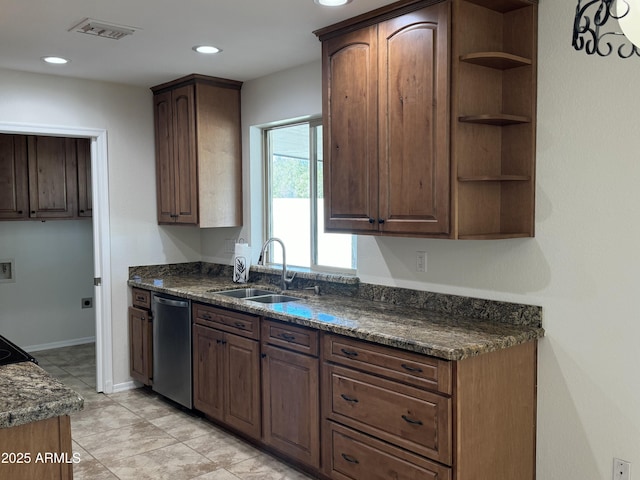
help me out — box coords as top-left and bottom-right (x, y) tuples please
(317, 2), (449, 236)
(151, 74), (243, 227)
(322, 333), (537, 480)
(192, 303), (261, 439)
(0, 134), (28, 220)
(0, 133), (92, 221)
(315, 0), (537, 239)
(129, 288), (152, 385)
(261, 320), (320, 469)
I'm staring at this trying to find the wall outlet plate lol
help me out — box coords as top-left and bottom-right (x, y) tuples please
(0, 259), (15, 283)
(614, 458), (631, 480)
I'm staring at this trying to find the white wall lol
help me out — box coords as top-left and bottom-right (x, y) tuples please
(211, 4), (640, 478)
(200, 61), (323, 264)
(0, 220), (94, 349)
(0, 68), (202, 386)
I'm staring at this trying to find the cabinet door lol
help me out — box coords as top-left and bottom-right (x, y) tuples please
(76, 138), (92, 217)
(262, 344), (320, 468)
(154, 91), (177, 224)
(0, 134), (28, 220)
(27, 136), (77, 219)
(193, 324), (225, 421)
(129, 307), (152, 385)
(322, 25), (379, 233)
(171, 85), (198, 224)
(378, 2), (450, 235)
(224, 333), (261, 439)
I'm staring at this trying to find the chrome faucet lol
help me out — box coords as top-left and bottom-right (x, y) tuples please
(257, 237), (296, 290)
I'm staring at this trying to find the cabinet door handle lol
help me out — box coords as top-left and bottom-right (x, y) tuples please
(221, 340), (227, 345)
(341, 453), (359, 464)
(234, 322), (246, 329)
(401, 364), (423, 373)
(378, 218), (385, 224)
(368, 218), (375, 224)
(401, 415), (423, 425)
(17, 210), (23, 214)
(340, 348), (359, 357)
(340, 394), (359, 403)
(261, 353), (267, 358)
(279, 333), (296, 341)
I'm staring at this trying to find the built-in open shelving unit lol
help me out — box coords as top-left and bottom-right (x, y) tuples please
(452, 0), (538, 239)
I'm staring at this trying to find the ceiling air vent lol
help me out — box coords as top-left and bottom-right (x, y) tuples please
(69, 18), (136, 40)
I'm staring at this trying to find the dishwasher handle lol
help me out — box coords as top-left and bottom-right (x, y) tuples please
(154, 296), (189, 308)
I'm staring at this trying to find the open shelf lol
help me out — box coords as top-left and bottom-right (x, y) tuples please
(458, 114), (531, 125)
(458, 232), (532, 240)
(458, 175), (530, 182)
(464, 0), (536, 13)
(460, 52), (531, 69)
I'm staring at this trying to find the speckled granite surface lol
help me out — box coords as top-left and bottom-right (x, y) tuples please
(0, 362), (84, 429)
(129, 262), (544, 361)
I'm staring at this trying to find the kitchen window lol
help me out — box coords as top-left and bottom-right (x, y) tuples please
(264, 120), (356, 273)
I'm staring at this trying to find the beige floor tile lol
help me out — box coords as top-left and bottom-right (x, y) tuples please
(106, 443), (218, 480)
(76, 421), (178, 463)
(72, 457), (119, 480)
(71, 403), (143, 438)
(150, 410), (218, 441)
(227, 454), (315, 480)
(193, 468), (243, 479)
(185, 430), (262, 469)
(109, 388), (179, 419)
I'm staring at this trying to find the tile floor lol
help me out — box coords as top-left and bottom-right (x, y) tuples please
(35, 343), (314, 480)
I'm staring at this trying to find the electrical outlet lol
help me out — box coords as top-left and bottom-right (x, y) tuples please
(614, 458), (631, 480)
(0, 260), (15, 283)
(416, 251), (427, 272)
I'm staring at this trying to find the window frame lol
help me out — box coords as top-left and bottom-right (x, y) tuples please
(262, 118), (356, 275)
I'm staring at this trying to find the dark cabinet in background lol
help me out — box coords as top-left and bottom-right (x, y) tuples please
(0, 133), (92, 221)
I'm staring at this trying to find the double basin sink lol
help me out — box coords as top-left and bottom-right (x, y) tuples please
(212, 288), (299, 304)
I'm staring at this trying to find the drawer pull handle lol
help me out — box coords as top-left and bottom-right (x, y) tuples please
(340, 394), (359, 403)
(280, 333), (296, 341)
(401, 364), (423, 373)
(234, 322), (246, 328)
(136, 295), (145, 301)
(340, 348), (359, 357)
(402, 415), (423, 426)
(341, 453), (359, 464)
(203, 313), (212, 320)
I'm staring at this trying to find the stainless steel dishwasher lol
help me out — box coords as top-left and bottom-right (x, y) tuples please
(151, 293), (192, 408)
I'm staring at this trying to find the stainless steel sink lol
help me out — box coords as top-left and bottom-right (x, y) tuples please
(212, 288), (275, 299)
(246, 294), (300, 304)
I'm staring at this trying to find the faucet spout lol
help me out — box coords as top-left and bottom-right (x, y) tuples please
(257, 237), (296, 290)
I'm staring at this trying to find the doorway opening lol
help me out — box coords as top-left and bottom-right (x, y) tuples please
(0, 122), (113, 393)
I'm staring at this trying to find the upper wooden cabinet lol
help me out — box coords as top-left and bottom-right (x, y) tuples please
(0, 134), (28, 220)
(0, 134), (91, 221)
(151, 74), (243, 227)
(315, 0), (537, 239)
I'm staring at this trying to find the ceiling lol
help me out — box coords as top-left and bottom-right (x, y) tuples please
(0, 0), (398, 88)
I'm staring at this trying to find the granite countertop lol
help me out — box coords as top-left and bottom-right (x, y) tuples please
(0, 361), (84, 429)
(129, 268), (544, 361)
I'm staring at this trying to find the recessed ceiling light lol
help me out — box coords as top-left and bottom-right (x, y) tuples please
(192, 45), (222, 54)
(41, 56), (69, 65)
(314, 0), (352, 6)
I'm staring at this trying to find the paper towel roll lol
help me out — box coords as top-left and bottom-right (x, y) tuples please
(233, 242), (251, 283)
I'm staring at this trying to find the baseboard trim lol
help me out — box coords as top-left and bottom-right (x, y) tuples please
(111, 381), (140, 393)
(24, 336), (96, 353)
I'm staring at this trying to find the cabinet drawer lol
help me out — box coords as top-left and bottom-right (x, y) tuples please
(323, 333), (451, 395)
(324, 364), (451, 465)
(193, 303), (259, 339)
(262, 319), (319, 356)
(132, 288), (151, 310)
(325, 421), (451, 480)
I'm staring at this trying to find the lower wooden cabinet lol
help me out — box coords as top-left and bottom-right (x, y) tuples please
(325, 421), (451, 480)
(261, 319), (320, 469)
(0, 416), (74, 480)
(193, 306), (261, 439)
(129, 288), (153, 385)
